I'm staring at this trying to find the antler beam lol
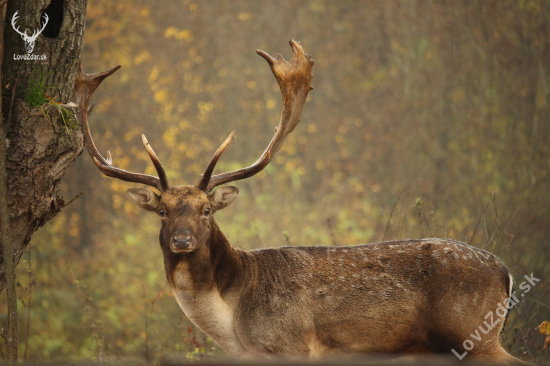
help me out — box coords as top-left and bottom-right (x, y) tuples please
(73, 62), (170, 192)
(198, 39), (314, 192)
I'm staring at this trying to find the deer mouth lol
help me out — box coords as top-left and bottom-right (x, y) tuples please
(171, 245), (195, 253)
(170, 240), (196, 253)
(170, 229), (196, 253)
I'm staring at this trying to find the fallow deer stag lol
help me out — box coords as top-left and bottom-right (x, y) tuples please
(74, 40), (526, 364)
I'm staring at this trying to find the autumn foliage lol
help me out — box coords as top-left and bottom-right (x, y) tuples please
(0, 0), (548, 364)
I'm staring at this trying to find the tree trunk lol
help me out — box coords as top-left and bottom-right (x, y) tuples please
(0, 3), (18, 361)
(0, 0), (88, 294)
(3, 0), (87, 103)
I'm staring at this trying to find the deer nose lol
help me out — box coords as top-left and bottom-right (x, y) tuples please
(173, 229), (192, 249)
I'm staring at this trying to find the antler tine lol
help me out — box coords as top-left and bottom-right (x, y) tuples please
(142, 135), (170, 192)
(198, 132), (235, 192)
(203, 40), (314, 192)
(87, 102), (96, 117)
(74, 61), (170, 192)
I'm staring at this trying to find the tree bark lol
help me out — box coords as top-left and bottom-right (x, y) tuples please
(0, 1), (18, 361)
(0, 0), (88, 294)
(3, 0), (87, 103)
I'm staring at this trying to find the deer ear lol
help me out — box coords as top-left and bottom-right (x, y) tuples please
(127, 188), (160, 213)
(209, 186), (239, 212)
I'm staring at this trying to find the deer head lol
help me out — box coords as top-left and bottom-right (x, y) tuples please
(74, 40), (314, 255)
(12, 11), (49, 54)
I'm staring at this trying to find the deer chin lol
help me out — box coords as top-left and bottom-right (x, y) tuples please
(170, 242), (197, 254)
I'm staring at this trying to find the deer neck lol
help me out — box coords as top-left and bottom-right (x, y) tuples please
(163, 219), (251, 357)
(162, 218), (246, 296)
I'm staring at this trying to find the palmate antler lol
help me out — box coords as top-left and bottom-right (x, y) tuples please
(198, 40), (314, 192)
(75, 40), (313, 194)
(72, 62), (170, 192)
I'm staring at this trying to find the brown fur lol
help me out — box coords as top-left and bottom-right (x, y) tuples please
(76, 43), (528, 364)
(141, 186), (528, 364)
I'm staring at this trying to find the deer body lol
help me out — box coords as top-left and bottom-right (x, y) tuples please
(74, 40), (527, 363)
(162, 212), (512, 359)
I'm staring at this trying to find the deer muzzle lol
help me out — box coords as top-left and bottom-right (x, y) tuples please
(172, 228), (193, 251)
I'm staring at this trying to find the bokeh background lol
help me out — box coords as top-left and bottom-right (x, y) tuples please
(1, 0), (549, 364)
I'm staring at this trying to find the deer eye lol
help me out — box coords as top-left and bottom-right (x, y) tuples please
(204, 208), (210, 216)
(159, 209), (165, 217)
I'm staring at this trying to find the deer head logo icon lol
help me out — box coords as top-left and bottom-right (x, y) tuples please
(11, 11), (49, 54)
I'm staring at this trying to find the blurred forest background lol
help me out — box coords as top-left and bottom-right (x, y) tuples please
(0, 0), (549, 364)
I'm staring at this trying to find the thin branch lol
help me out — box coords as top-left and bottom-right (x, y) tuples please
(326, 217), (337, 246)
(23, 244), (33, 361)
(468, 201), (490, 245)
(0, 328), (6, 358)
(451, 217), (477, 242)
(142, 282), (150, 362)
(525, 298), (550, 312)
(64, 191), (83, 208)
(382, 186), (410, 241)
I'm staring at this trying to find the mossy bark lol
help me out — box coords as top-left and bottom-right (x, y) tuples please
(0, 0), (88, 294)
(2, 0), (87, 103)
(0, 100), (83, 293)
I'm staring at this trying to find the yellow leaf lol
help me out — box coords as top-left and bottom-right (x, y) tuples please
(238, 13), (250, 21)
(537, 321), (550, 336)
(164, 27), (177, 38)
